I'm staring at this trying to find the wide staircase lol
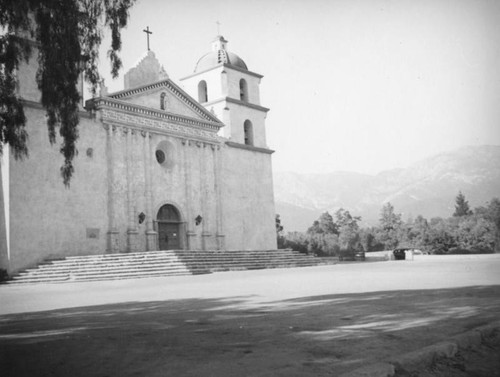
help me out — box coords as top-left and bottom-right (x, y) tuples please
(5, 249), (331, 284)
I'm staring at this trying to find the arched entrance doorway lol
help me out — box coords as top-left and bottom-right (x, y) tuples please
(156, 204), (183, 250)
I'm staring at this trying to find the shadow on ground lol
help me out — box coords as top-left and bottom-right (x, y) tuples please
(1, 285), (499, 377)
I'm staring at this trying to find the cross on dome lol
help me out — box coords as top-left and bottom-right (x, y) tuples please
(212, 35), (228, 51)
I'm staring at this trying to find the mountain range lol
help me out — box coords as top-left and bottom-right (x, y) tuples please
(273, 145), (500, 232)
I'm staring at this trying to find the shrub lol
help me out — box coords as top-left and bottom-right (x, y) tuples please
(0, 269), (9, 282)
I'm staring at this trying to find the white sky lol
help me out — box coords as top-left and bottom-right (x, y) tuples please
(99, 0), (500, 175)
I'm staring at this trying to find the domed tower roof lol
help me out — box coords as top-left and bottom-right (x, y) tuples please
(194, 35), (248, 72)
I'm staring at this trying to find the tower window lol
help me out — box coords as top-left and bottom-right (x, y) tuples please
(160, 92), (167, 110)
(239, 79), (248, 102)
(198, 80), (208, 103)
(244, 120), (253, 146)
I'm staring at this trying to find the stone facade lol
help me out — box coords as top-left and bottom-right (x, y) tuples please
(0, 36), (277, 274)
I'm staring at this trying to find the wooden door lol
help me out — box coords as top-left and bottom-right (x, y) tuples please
(158, 222), (180, 250)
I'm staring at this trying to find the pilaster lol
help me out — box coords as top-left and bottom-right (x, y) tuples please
(125, 127), (138, 252)
(199, 142), (212, 250)
(105, 123), (120, 253)
(143, 130), (157, 250)
(186, 231), (197, 250)
(213, 144), (225, 250)
(216, 234), (226, 250)
(182, 138), (194, 250)
(201, 231), (211, 250)
(127, 229), (140, 252)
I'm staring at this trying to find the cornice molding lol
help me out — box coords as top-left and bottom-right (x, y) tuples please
(204, 97), (270, 113)
(97, 109), (220, 142)
(103, 121), (223, 146)
(88, 97), (223, 132)
(222, 63), (264, 79)
(21, 99), (92, 118)
(225, 141), (274, 154)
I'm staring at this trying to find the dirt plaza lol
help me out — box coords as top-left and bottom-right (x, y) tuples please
(1, 255), (500, 376)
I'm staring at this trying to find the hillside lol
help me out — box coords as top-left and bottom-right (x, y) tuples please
(274, 145), (500, 232)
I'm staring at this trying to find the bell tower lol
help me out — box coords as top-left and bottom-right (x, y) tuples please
(180, 36), (270, 148)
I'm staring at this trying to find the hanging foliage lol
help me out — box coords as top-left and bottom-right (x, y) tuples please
(0, 0), (135, 186)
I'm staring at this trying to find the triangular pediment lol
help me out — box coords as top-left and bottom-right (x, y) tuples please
(107, 79), (221, 124)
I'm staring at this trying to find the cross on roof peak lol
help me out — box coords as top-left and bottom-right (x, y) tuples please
(143, 26), (153, 51)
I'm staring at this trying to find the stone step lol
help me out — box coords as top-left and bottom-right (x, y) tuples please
(11, 264), (193, 280)
(180, 259), (316, 267)
(176, 253), (316, 259)
(16, 260), (187, 274)
(15, 264), (190, 278)
(73, 270), (194, 282)
(40, 256), (309, 269)
(6, 249), (327, 284)
(17, 257), (315, 273)
(36, 256), (315, 272)
(48, 252), (312, 262)
(30, 259), (185, 272)
(54, 251), (310, 264)
(190, 259), (317, 267)
(55, 254), (181, 262)
(14, 256), (315, 277)
(10, 269), (194, 284)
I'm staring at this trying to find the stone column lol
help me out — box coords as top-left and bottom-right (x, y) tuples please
(213, 144), (225, 250)
(125, 127), (138, 252)
(105, 124), (119, 253)
(143, 131), (157, 250)
(183, 139), (196, 249)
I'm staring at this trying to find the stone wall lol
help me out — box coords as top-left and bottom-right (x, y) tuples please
(0, 154), (8, 271)
(7, 106), (108, 272)
(221, 143), (277, 250)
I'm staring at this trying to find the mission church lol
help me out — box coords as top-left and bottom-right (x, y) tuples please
(0, 32), (277, 274)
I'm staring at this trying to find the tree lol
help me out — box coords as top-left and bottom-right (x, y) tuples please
(0, 0), (135, 186)
(283, 231), (309, 254)
(410, 215), (430, 247)
(302, 232), (340, 256)
(275, 214), (285, 248)
(377, 202), (402, 249)
(456, 216), (495, 253)
(379, 202), (402, 231)
(425, 217), (457, 254)
(307, 211), (337, 235)
(453, 191), (472, 217)
(486, 198), (500, 228)
(474, 198), (500, 252)
(275, 214), (284, 234)
(359, 227), (384, 252)
(334, 208), (361, 251)
(334, 208), (361, 229)
(487, 198), (500, 252)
